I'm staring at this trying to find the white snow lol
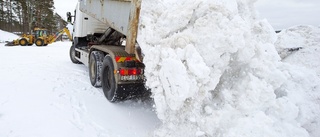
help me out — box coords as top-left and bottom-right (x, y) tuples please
(1, 0), (320, 137)
(0, 41), (160, 137)
(0, 29), (19, 43)
(138, 0), (320, 137)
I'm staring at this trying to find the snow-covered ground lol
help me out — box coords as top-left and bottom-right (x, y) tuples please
(1, 0), (320, 137)
(0, 41), (160, 137)
(0, 29), (19, 43)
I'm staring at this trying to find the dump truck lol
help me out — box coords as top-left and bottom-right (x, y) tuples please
(5, 28), (72, 46)
(67, 0), (146, 102)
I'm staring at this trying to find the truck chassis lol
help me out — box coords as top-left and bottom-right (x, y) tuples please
(68, 0), (147, 102)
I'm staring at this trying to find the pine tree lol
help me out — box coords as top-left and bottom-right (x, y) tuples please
(0, 0), (4, 30)
(12, 0), (22, 32)
(0, 0), (68, 34)
(19, 0), (28, 33)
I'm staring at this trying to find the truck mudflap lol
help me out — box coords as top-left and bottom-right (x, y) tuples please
(114, 83), (150, 101)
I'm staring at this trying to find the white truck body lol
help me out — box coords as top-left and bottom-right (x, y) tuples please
(78, 0), (141, 54)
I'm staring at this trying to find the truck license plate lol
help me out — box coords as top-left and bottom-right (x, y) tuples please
(120, 75), (143, 81)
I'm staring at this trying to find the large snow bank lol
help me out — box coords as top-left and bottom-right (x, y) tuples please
(138, 0), (320, 137)
(0, 29), (19, 43)
(275, 26), (320, 137)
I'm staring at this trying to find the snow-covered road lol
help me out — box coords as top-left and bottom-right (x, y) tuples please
(0, 42), (160, 137)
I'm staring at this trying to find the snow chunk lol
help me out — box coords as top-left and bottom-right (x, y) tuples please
(275, 25), (320, 59)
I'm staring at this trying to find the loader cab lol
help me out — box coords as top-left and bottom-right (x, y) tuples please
(34, 28), (48, 39)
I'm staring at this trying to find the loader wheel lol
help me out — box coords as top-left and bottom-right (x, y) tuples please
(19, 38), (28, 46)
(89, 51), (104, 87)
(101, 55), (118, 102)
(69, 45), (81, 64)
(44, 44), (48, 46)
(35, 39), (44, 46)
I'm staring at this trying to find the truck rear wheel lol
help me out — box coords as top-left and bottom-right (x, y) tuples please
(101, 55), (118, 102)
(19, 38), (28, 46)
(35, 39), (44, 46)
(89, 51), (104, 87)
(69, 45), (81, 64)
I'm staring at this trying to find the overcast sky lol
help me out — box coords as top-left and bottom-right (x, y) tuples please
(54, 0), (77, 20)
(53, 0), (320, 30)
(256, 0), (320, 29)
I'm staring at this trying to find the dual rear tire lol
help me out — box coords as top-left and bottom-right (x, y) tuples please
(70, 47), (132, 102)
(101, 55), (118, 102)
(89, 51), (118, 102)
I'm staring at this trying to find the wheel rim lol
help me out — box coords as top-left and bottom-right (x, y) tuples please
(36, 40), (42, 46)
(20, 39), (27, 45)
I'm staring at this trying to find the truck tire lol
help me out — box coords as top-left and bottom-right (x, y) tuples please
(35, 39), (44, 46)
(69, 45), (81, 64)
(101, 55), (118, 102)
(19, 38), (28, 46)
(89, 51), (104, 87)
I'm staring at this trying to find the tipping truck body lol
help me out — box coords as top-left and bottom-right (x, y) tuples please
(68, 0), (146, 102)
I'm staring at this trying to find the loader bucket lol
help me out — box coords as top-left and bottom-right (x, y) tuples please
(5, 41), (16, 46)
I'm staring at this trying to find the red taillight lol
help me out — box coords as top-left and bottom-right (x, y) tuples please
(120, 69), (127, 75)
(119, 68), (142, 76)
(128, 69), (136, 75)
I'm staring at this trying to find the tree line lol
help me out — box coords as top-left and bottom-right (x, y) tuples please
(0, 0), (67, 35)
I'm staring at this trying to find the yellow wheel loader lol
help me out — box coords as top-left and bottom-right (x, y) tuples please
(5, 28), (72, 46)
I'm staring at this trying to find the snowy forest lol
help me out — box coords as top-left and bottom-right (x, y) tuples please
(0, 0), (67, 34)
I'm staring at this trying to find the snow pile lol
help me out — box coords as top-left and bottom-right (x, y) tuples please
(275, 25), (320, 59)
(0, 29), (19, 43)
(275, 26), (320, 137)
(275, 25), (320, 75)
(138, 0), (320, 137)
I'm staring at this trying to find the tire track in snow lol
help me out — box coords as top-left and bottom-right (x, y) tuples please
(0, 43), (159, 136)
(49, 64), (109, 136)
